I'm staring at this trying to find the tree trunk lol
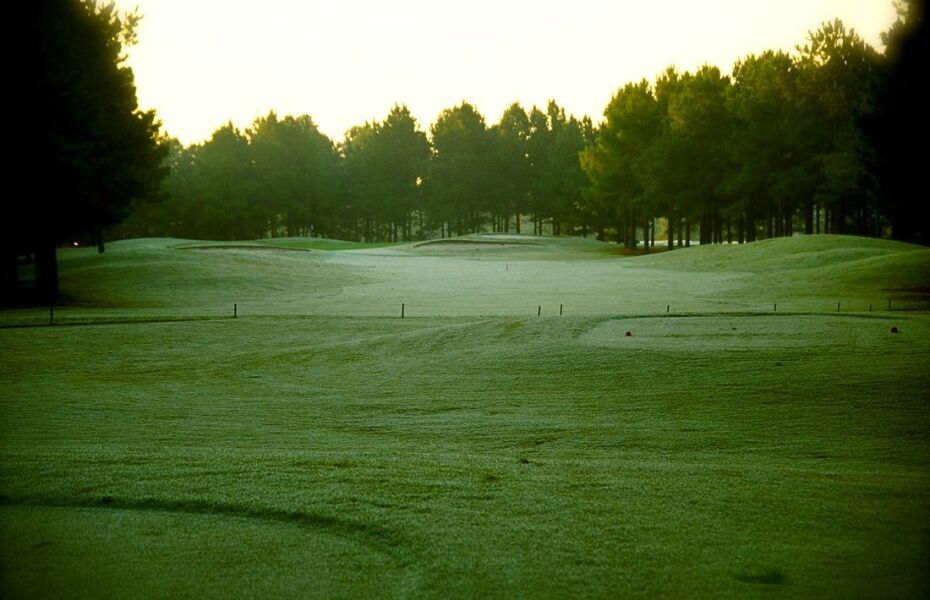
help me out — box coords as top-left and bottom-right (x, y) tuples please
(1, 248), (18, 302)
(36, 242), (59, 301)
(685, 218), (691, 247)
(625, 208), (634, 248)
(667, 214), (674, 250)
(774, 200), (784, 237)
(766, 198), (773, 239)
(832, 200), (845, 234)
(804, 200), (814, 235)
(643, 215), (651, 253)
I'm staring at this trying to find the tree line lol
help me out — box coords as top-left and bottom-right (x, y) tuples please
(8, 0), (165, 302)
(6, 1), (925, 303)
(117, 5), (926, 249)
(117, 101), (594, 243)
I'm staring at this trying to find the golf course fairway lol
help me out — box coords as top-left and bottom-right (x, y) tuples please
(1, 234), (928, 598)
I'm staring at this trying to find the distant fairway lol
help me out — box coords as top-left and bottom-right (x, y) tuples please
(3, 233), (927, 324)
(2, 234), (929, 598)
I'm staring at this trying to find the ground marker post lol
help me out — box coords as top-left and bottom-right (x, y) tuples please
(401, 303), (405, 318)
(837, 302), (841, 312)
(234, 303), (237, 318)
(537, 306), (541, 317)
(869, 304), (872, 312)
(774, 303), (777, 313)
(666, 305), (670, 314)
(560, 304), (563, 316)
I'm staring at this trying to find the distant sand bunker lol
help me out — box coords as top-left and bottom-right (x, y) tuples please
(414, 239), (541, 251)
(178, 244), (307, 253)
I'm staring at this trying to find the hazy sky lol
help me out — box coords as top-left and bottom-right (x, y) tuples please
(113, 0), (898, 144)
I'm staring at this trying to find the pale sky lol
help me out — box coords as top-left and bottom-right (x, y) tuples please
(113, 0), (898, 145)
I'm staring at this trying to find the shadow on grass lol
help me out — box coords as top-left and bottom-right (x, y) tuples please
(0, 493), (403, 550)
(734, 568), (786, 585)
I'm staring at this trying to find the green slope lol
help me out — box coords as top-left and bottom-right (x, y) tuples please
(35, 234), (926, 319)
(631, 234), (925, 273)
(1, 234), (929, 597)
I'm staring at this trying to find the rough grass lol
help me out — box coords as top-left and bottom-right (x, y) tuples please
(1, 234), (929, 598)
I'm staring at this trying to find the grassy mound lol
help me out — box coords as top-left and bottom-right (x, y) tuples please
(632, 234), (927, 273)
(0, 234), (923, 327)
(54, 238), (366, 313)
(408, 233), (613, 259)
(188, 237), (398, 252)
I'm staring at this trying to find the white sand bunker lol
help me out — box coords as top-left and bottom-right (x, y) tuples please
(413, 239), (542, 251)
(475, 233), (547, 241)
(178, 244), (308, 253)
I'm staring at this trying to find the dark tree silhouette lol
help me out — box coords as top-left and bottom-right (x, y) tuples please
(491, 104), (533, 233)
(427, 103), (495, 236)
(110, 11), (928, 251)
(7, 0), (167, 302)
(339, 105), (429, 242)
(867, 0), (928, 243)
(581, 81), (662, 247)
(249, 112), (339, 238)
(796, 20), (880, 236)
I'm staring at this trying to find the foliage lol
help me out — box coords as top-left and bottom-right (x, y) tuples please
(340, 105), (430, 241)
(111, 14), (926, 248)
(8, 0), (167, 302)
(249, 112), (339, 238)
(865, 0), (928, 244)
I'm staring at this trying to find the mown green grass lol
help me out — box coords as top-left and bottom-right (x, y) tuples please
(1, 234), (929, 598)
(181, 237), (400, 252)
(5, 234), (927, 326)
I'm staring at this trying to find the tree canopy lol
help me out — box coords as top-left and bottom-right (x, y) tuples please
(6, 0), (167, 302)
(91, 8), (930, 254)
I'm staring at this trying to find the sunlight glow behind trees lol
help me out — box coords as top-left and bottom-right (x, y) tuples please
(112, 0), (896, 144)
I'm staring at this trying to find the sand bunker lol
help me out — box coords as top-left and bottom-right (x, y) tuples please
(413, 239), (541, 251)
(177, 244), (308, 253)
